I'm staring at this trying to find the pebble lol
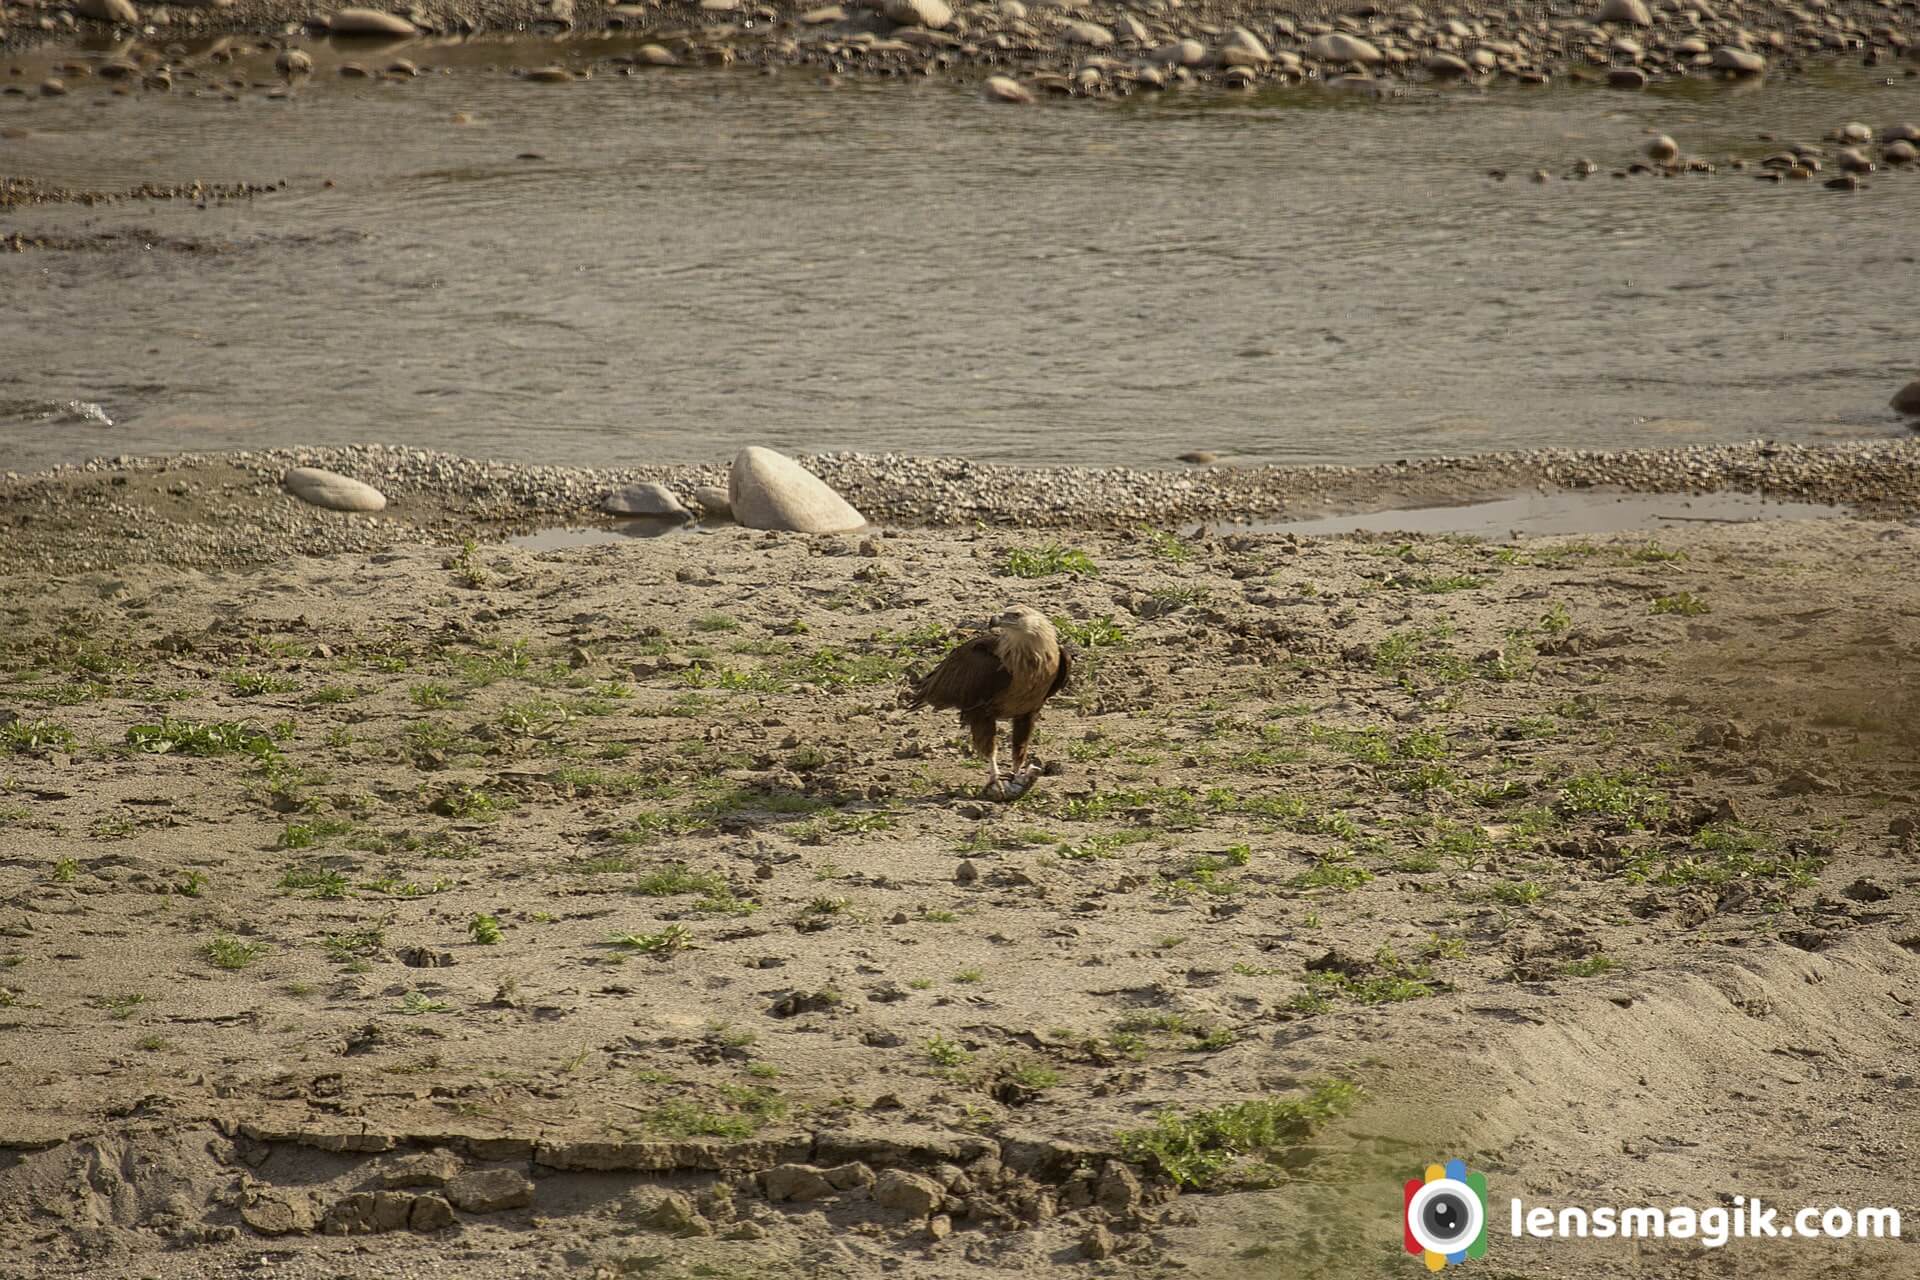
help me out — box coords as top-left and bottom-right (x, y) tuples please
(1892, 380), (1920, 416)
(1598, 0), (1652, 26)
(1645, 134), (1679, 164)
(982, 74), (1034, 104)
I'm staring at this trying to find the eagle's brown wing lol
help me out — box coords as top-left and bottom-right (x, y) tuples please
(907, 634), (1009, 713)
(1049, 645), (1072, 697)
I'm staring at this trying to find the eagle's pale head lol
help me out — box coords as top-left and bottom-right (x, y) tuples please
(993, 606), (1054, 638)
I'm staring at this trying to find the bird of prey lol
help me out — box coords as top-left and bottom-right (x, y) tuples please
(907, 605), (1071, 801)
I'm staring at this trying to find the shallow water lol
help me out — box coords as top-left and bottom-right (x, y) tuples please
(1242, 489), (1852, 538)
(3, 38), (1917, 473)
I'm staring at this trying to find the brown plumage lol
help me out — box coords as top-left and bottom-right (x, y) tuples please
(907, 606), (1071, 800)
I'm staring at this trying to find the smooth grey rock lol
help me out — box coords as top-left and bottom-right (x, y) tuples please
(689, 484), (732, 517)
(983, 74), (1034, 103)
(1710, 45), (1765, 74)
(1305, 33), (1383, 64)
(1598, 0), (1651, 24)
(1892, 380), (1920, 416)
(76, 0), (138, 21)
(728, 447), (865, 534)
(602, 482), (689, 519)
(884, 0), (950, 28)
(1063, 20), (1114, 47)
(327, 6), (417, 35)
(284, 467), (387, 512)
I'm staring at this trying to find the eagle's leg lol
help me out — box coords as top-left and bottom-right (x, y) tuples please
(970, 716), (1010, 800)
(1004, 713), (1041, 798)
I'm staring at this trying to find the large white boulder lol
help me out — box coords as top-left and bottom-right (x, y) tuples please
(284, 466), (387, 512)
(727, 447), (865, 533)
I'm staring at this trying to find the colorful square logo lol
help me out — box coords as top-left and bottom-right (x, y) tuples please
(1404, 1159), (1488, 1270)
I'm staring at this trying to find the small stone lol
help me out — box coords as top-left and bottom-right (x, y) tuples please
(275, 49), (313, 76)
(983, 74), (1034, 104)
(763, 1164), (836, 1202)
(242, 1196), (316, 1236)
(639, 1190), (711, 1236)
(445, 1168), (534, 1214)
(874, 1168), (944, 1217)
(1082, 1223), (1117, 1259)
(1778, 768), (1835, 796)
(408, 1195), (454, 1232)
(380, 1151), (462, 1188)
(823, 1162), (875, 1190)
(1890, 380), (1920, 415)
(1598, 0), (1651, 24)
(954, 859), (980, 884)
(690, 484), (732, 517)
(284, 466), (387, 512)
(1884, 141), (1917, 166)
(1843, 877), (1891, 903)
(1094, 1159), (1142, 1213)
(1064, 21), (1115, 48)
(927, 1213), (953, 1240)
(1644, 134), (1679, 164)
(370, 1191), (413, 1233)
(1177, 450), (1216, 464)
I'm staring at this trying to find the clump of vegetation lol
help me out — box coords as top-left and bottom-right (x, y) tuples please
(611, 925), (691, 955)
(227, 670), (297, 697)
(468, 913), (504, 945)
(1651, 592), (1710, 616)
(127, 718), (278, 759)
(1, 717), (76, 755)
(1116, 1079), (1361, 1189)
(1002, 544), (1099, 579)
(1557, 770), (1669, 829)
(205, 935), (266, 970)
(279, 865), (350, 899)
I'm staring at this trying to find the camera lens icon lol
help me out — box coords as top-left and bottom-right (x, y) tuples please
(1403, 1160), (1488, 1270)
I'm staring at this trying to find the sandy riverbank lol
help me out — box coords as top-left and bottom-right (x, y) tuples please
(3, 438), (1920, 573)
(0, 508), (1914, 1277)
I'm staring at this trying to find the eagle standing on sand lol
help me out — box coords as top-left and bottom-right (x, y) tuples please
(907, 606), (1071, 801)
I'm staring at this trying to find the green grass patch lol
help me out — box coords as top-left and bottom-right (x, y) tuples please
(1115, 1079), (1361, 1189)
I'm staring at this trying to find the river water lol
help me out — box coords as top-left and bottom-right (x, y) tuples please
(2, 38), (1916, 473)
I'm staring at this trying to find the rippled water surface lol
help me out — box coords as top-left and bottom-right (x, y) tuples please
(3, 39), (1917, 472)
